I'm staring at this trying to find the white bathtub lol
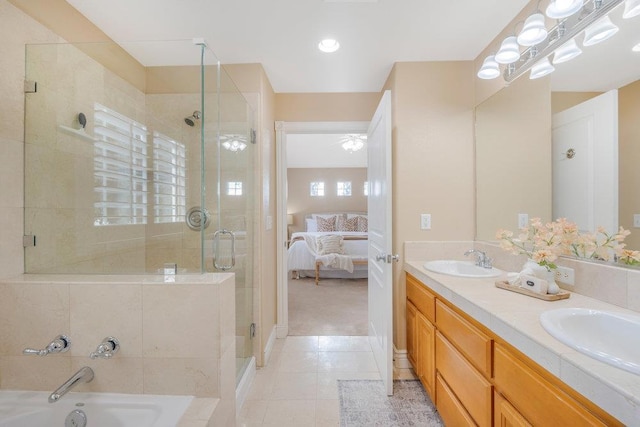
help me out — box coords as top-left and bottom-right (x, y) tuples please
(0, 390), (193, 427)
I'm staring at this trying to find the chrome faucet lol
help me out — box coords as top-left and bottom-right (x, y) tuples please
(49, 366), (94, 403)
(90, 337), (120, 359)
(464, 249), (493, 269)
(23, 335), (70, 356)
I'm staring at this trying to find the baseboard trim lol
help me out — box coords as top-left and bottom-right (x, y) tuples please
(394, 345), (411, 369)
(264, 325), (278, 366)
(276, 324), (288, 339)
(235, 356), (256, 417)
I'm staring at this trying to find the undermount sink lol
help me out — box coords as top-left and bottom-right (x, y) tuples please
(422, 260), (503, 278)
(540, 308), (640, 375)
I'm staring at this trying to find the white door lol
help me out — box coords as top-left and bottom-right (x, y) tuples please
(367, 90), (395, 396)
(552, 90), (618, 234)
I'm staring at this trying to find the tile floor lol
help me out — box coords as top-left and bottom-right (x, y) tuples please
(237, 335), (384, 426)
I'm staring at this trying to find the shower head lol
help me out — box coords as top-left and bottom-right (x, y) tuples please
(184, 111), (202, 127)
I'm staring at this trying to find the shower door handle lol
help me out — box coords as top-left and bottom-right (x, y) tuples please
(213, 229), (236, 271)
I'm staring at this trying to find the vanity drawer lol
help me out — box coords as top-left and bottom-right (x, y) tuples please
(494, 343), (607, 427)
(406, 274), (435, 322)
(436, 300), (492, 377)
(436, 373), (475, 427)
(436, 331), (492, 427)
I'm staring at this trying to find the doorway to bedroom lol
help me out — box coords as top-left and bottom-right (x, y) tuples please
(276, 122), (370, 337)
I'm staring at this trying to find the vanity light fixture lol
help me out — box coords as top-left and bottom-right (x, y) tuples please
(477, 0), (625, 82)
(517, 12), (549, 46)
(623, 0), (640, 18)
(530, 57), (555, 79)
(546, 0), (584, 19)
(477, 55), (501, 79)
(552, 38), (583, 63)
(318, 39), (340, 53)
(583, 15), (619, 46)
(495, 36), (521, 64)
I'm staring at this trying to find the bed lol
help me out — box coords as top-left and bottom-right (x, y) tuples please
(287, 213), (368, 284)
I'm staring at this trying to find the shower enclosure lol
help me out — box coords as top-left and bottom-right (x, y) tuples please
(23, 40), (256, 384)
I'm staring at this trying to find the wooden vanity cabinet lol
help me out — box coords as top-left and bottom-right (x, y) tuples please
(406, 275), (436, 399)
(405, 273), (623, 427)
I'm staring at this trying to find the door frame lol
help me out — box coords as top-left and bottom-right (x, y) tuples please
(275, 121), (370, 338)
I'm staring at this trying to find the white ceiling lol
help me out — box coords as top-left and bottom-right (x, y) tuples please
(287, 134), (367, 168)
(65, 0), (531, 93)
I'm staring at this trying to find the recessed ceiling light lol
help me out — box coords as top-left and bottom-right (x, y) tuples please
(633, 42), (640, 52)
(318, 39), (340, 53)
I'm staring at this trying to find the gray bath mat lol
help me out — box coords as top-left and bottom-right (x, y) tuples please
(338, 379), (444, 426)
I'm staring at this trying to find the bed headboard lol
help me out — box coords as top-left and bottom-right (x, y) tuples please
(305, 212), (368, 232)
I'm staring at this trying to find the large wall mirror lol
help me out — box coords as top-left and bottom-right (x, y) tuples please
(476, 3), (640, 266)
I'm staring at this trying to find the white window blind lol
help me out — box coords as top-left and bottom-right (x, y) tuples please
(153, 132), (186, 223)
(93, 103), (148, 226)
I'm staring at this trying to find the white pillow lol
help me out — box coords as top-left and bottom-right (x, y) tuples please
(317, 235), (344, 255)
(305, 218), (318, 232)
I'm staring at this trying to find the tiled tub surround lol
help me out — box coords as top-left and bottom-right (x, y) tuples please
(404, 261), (640, 426)
(0, 273), (235, 426)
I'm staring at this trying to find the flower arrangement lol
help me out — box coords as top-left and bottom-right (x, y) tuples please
(497, 218), (636, 267)
(496, 217), (576, 270)
(568, 226), (630, 262)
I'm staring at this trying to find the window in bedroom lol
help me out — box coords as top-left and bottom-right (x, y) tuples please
(227, 181), (243, 196)
(364, 181), (369, 196)
(337, 181), (352, 197)
(310, 181), (325, 197)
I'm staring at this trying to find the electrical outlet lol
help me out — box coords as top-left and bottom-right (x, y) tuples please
(518, 213), (529, 229)
(634, 214), (640, 228)
(420, 214), (431, 230)
(555, 266), (575, 287)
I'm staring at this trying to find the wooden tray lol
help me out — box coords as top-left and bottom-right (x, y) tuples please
(495, 280), (570, 301)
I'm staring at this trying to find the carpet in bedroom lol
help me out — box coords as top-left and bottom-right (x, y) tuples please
(288, 277), (368, 336)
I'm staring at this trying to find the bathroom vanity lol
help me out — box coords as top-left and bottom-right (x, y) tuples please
(405, 261), (639, 426)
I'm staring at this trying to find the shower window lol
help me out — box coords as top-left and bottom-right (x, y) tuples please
(93, 103), (148, 226)
(153, 132), (186, 223)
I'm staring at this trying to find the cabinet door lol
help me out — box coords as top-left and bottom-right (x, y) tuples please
(406, 300), (418, 370)
(417, 311), (435, 399)
(494, 391), (531, 427)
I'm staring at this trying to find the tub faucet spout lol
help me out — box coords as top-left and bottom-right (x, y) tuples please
(49, 366), (94, 403)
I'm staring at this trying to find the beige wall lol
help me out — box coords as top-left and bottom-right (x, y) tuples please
(551, 91), (602, 114)
(383, 61), (476, 352)
(619, 79), (640, 250)
(476, 75), (552, 241)
(287, 168), (367, 233)
(275, 92), (381, 121)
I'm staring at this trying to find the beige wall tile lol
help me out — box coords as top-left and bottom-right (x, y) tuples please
(143, 358), (219, 396)
(0, 355), (71, 391)
(70, 357), (143, 394)
(0, 282), (69, 356)
(626, 270), (640, 312)
(143, 285), (220, 358)
(0, 208), (24, 280)
(69, 284), (143, 357)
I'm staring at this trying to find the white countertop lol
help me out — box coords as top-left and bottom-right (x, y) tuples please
(405, 261), (640, 426)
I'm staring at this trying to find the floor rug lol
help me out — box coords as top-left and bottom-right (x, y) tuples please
(338, 380), (444, 427)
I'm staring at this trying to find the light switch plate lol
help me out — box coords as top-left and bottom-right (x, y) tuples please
(420, 214), (431, 230)
(634, 214), (640, 228)
(518, 213), (529, 229)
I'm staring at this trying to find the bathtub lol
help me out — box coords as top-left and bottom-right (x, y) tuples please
(0, 390), (193, 427)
